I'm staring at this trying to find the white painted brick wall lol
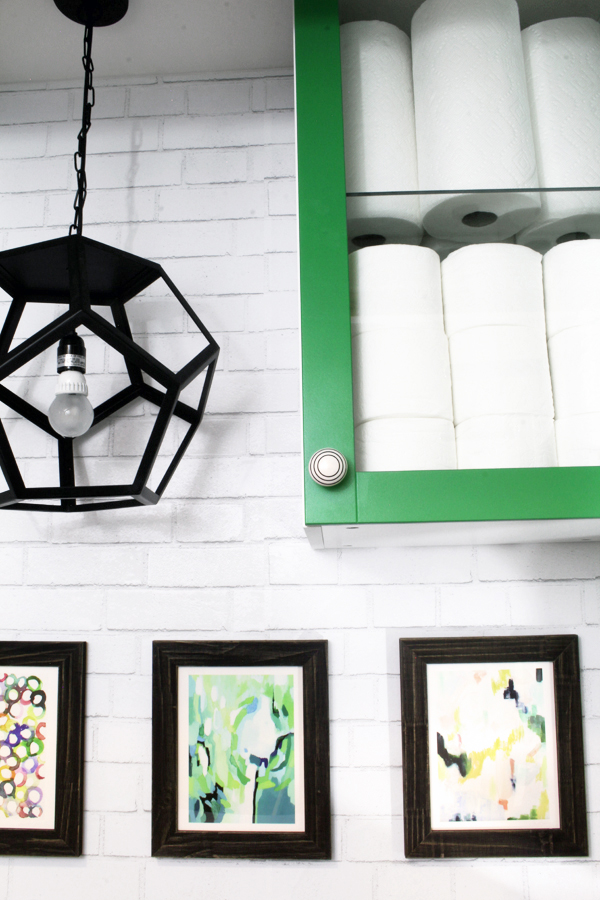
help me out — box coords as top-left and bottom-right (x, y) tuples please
(0, 73), (599, 899)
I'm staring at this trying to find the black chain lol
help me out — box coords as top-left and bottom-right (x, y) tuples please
(70, 25), (95, 236)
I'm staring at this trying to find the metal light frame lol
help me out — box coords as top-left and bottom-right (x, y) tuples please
(0, 0), (220, 512)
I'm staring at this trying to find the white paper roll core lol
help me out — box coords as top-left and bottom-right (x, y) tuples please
(340, 20), (422, 246)
(411, 0), (540, 242)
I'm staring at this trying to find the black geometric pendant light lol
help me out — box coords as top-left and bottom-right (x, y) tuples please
(0, 0), (219, 512)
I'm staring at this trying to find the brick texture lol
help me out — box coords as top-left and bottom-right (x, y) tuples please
(0, 72), (598, 900)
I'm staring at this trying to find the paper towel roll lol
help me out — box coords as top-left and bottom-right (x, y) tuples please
(441, 244), (545, 336)
(456, 415), (557, 468)
(548, 324), (600, 417)
(352, 324), (453, 424)
(355, 417), (457, 471)
(449, 325), (554, 423)
(517, 18), (600, 254)
(340, 21), (422, 247)
(349, 244), (443, 324)
(555, 414), (600, 466)
(543, 239), (600, 338)
(411, 0), (540, 242)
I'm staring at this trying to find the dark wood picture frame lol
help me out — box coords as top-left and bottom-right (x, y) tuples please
(152, 640), (331, 859)
(400, 635), (587, 858)
(0, 641), (86, 856)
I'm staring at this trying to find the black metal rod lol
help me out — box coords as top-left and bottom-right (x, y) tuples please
(131, 485), (159, 506)
(155, 420), (198, 498)
(58, 438), (76, 511)
(0, 489), (20, 510)
(133, 388), (179, 491)
(176, 344), (219, 389)
(82, 309), (177, 389)
(161, 270), (222, 346)
(110, 302), (144, 386)
(92, 383), (143, 426)
(155, 359), (217, 497)
(8, 498), (144, 512)
(24, 483), (135, 499)
(0, 310), (80, 380)
(0, 420), (25, 494)
(139, 383), (198, 425)
(195, 358), (217, 423)
(0, 386), (56, 437)
(0, 299), (25, 358)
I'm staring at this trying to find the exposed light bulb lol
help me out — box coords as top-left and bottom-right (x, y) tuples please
(48, 332), (94, 439)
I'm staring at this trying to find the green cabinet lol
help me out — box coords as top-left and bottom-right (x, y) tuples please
(294, 0), (600, 548)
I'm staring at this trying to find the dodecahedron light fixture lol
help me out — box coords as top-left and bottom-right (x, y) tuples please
(0, 0), (219, 512)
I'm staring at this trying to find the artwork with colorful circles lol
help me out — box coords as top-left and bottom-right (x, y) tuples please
(0, 666), (59, 830)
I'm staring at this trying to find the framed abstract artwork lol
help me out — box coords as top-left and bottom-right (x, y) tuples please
(400, 635), (587, 858)
(151, 640), (331, 858)
(0, 642), (86, 856)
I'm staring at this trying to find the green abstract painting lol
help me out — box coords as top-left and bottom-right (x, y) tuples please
(427, 661), (560, 830)
(178, 666), (304, 832)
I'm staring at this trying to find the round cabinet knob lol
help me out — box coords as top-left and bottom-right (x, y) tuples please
(308, 449), (348, 486)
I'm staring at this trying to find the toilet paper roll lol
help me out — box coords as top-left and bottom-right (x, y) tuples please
(352, 325), (453, 424)
(548, 324), (600, 417)
(355, 417), (457, 471)
(349, 244), (443, 324)
(555, 414), (600, 467)
(340, 21), (422, 246)
(456, 415), (557, 468)
(421, 234), (516, 261)
(411, 0), (540, 242)
(517, 18), (600, 254)
(449, 325), (554, 423)
(543, 239), (600, 338)
(441, 244), (545, 336)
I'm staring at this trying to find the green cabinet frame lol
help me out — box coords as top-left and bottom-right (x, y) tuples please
(294, 0), (600, 546)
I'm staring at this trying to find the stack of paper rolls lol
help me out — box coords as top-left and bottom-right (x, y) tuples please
(517, 18), (600, 254)
(442, 244), (557, 468)
(340, 20), (422, 248)
(544, 240), (600, 465)
(411, 0), (540, 243)
(421, 234), (516, 262)
(350, 245), (456, 471)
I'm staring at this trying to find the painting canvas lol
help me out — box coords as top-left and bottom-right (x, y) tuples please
(0, 666), (59, 831)
(177, 666), (304, 832)
(427, 661), (560, 830)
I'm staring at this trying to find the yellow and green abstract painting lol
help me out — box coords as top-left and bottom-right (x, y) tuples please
(178, 666), (304, 832)
(427, 661), (560, 830)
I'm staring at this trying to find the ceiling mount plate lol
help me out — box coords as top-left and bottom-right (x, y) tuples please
(53, 0), (128, 27)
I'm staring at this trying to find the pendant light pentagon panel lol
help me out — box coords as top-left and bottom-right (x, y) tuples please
(0, 1), (220, 512)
